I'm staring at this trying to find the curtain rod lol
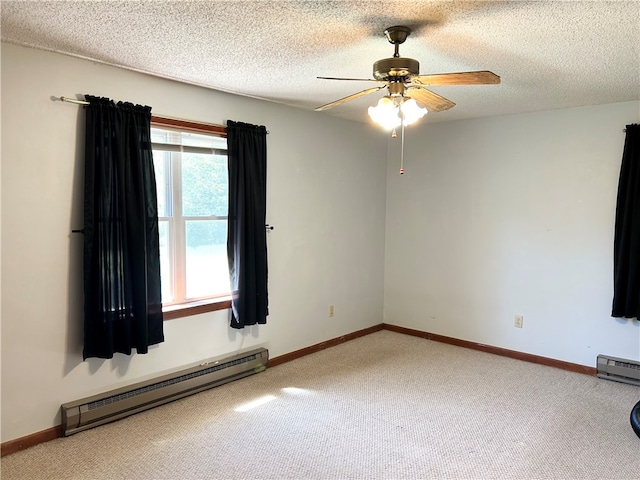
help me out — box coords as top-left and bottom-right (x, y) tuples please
(58, 96), (268, 133)
(60, 96), (89, 105)
(60, 96), (621, 133)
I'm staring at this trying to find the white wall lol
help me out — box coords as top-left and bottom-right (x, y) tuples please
(3, 41), (639, 444)
(0, 43), (388, 442)
(384, 101), (640, 367)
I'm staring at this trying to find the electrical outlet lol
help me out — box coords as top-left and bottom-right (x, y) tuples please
(329, 305), (335, 317)
(514, 315), (524, 328)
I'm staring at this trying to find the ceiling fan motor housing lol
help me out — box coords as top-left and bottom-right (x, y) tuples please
(373, 57), (420, 81)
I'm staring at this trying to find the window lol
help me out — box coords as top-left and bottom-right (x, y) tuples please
(150, 118), (230, 315)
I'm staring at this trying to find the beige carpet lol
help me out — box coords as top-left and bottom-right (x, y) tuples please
(2, 330), (639, 479)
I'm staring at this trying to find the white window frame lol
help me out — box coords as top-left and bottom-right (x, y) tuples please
(151, 118), (231, 317)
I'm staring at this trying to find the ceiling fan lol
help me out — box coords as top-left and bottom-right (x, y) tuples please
(315, 26), (500, 116)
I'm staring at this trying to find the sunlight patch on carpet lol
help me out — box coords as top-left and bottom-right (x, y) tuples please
(234, 395), (277, 412)
(281, 387), (312, 395)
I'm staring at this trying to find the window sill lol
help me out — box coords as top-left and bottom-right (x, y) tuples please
(163, 296), (232, 320)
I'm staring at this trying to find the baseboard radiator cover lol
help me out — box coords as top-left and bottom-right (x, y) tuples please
(61, 347), (268, 436)
(596, 354), (640, 386)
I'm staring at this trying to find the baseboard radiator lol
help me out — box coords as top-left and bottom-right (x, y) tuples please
(61, 347), (268, 436)
(596, 354), (640, 386)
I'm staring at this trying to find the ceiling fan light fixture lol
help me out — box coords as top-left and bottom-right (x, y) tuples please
(368, 96), (401, 130)
(368, 96), (427, 130)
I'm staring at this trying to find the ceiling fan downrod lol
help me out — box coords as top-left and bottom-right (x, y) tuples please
(384, 26), (412, 57)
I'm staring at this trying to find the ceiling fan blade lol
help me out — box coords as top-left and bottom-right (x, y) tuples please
(317, 76), (381, 82)
(405, 87), (456, 112)
(315, 86), (385, 112)
(412, 70), (500, 86)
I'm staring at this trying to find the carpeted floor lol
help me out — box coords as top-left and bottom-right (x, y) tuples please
(2, 330), (639, 479)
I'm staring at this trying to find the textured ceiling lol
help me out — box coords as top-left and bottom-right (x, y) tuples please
(1, 0), (639, 124)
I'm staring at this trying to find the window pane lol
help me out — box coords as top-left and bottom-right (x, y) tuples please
(153, 150), (170, 217)
(181, 131), (227, 149)
(151, 127), (226, 150)
(151, 127), (181, 145)
(158, 221), (173, 303)
(185, 220), (229, 298)
(182, 153), (228, 216)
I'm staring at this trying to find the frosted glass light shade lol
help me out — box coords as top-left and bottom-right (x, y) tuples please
(368, 96), (401, 130)
(400, 98), (427, 125)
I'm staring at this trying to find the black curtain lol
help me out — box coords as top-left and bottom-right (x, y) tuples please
(83, 95), (164, 359)
(612, 123), (640, 319)
(226, 120), (269, 329)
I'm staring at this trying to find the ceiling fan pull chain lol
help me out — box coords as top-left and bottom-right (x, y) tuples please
(399, 118), (405, 175)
